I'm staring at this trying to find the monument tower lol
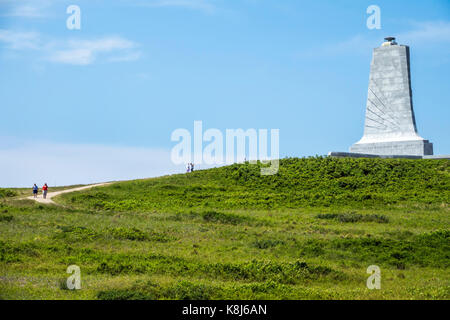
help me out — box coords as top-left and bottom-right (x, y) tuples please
(350, 37), (433, 156)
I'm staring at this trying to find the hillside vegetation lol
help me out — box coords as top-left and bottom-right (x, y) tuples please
(0, 157), (449, 299)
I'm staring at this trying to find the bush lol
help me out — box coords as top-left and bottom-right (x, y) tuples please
(330, 230), (450, 268)
(54, 226), (99, 241)
(0, 189), (17, 198)
(251, 239), (285, 249)
(97, 289), (154, 300)
(165, 281), (216, 300)
(316, 212), (389, 223)
(0, 214), (13, 222)
(97, 280), (217, 300)
(204, 260), (341, 284)
(109, 227), (149, 241)
(108, 227), (174, 242)
(200, 210), (248, 225)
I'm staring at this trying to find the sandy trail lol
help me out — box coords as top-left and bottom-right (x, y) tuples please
(27, 183), (112, 204)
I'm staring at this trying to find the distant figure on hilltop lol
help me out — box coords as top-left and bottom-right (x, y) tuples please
(32, 184), (38, 198)
(42, 183), (48, 199)
(191, 163), (194, 172)
(186, 163), (194, 173)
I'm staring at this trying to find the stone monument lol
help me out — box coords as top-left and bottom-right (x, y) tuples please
(349, 37), (433, 156)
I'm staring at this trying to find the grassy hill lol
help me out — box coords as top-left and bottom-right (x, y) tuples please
(0, 157), (449, 299)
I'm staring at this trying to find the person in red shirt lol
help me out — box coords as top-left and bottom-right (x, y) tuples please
(42, 183), (48, 199)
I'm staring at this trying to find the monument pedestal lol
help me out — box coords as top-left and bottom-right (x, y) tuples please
(328, 151), (449, 160)
(350, 139), (433, 156)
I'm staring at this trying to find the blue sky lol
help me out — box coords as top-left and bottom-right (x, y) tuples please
(0, 0), (449, 187)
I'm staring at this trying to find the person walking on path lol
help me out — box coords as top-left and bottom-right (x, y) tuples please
(32, 184), (38, 198)
(42, 183), (48, 199)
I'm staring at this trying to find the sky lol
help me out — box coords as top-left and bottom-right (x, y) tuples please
(0, 0), (449, 187)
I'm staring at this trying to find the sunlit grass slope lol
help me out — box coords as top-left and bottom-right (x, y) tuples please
(0, 157), (449, 300)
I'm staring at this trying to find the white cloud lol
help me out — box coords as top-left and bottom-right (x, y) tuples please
(0, 29), (41, 49)
(67, 37), (137, 52)
(322, 35), (376, 55)
(49, 48), (94, 65)
(0, 140), (186, 188)
(48, 36), (141, 65)
(0, 30), (141, 65)
(108, 51), (142, 62)
(399, 21), (450, 44)
(8, 5), (45, 17)
(0, 0), (52, 18)
(294, 34), (376, 59)
(139, 0), (216, 13)
(298, 21), (450, 59)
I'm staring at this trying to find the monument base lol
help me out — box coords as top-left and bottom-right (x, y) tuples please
(349, 139), (433, 156)
(328, 152), (449, 160)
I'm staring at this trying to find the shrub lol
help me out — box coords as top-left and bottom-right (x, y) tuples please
(251, 239), (285, 249)
(204, 260), (341, 284)
(108, 227), (174, 242)
(316, 212), (389, 223)
(58, 278), (70, 290)
(0, 189), (17, 198)
(0, 241), (39, 262)
(97, 280), (217, 300)
(199, 210), (250, 225)
(0, 214), (13, 222)
(54, 226), (99, 241)
(165, 281), (216, 300)
(330, 230), (450, 268)
(97, 289), (154, 300)
(109, 227), (149, 241)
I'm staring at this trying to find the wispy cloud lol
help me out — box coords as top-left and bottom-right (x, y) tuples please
(48, 37), (141, 65)
(298, 21), (450, 59)
(399, 21), (450, 44)
(0, 0), (52, 18)
(108, 51), (142, 62)
(294, 34), (376, 59)
(0, 30), (142, 65)
(48, 48), (93, 65)
(320, 35), (376, 56)
(8, 5), (45, 18)
(139, 0), (216, 14)
(0, 29), (41, 49)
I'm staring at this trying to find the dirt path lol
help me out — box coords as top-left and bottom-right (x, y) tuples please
(27, 183), (112, 204)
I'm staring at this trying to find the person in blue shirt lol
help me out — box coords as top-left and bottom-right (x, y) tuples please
(32, 184), (38, 198)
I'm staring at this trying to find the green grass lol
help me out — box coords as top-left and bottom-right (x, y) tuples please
(0, 157), (449, 300)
